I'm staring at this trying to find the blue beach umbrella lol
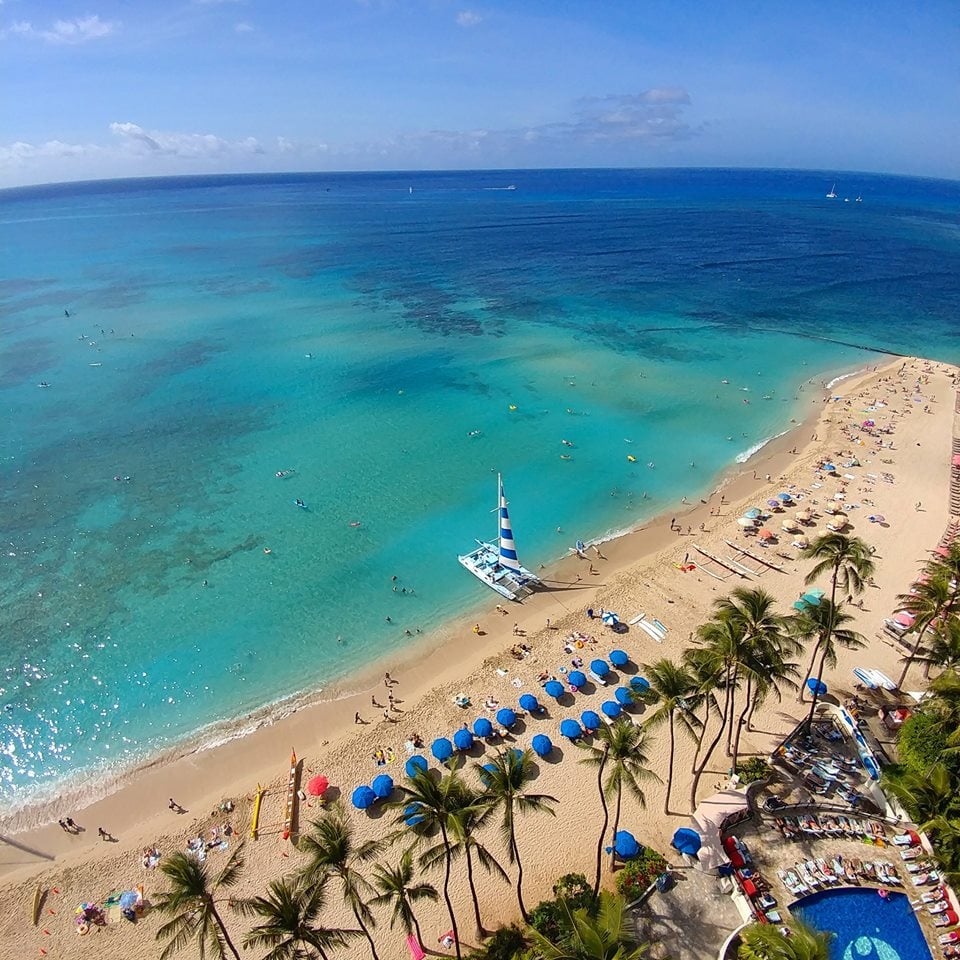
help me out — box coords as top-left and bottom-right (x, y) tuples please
(478, 763), (496, 786)
(351, 785), (376, 810)
(806, 678), (828, 696)
(823, 463), (837, 472)
(371, 774), (394, 799)
(531, 734), (553, 757)
(405, 755), (428, 778)
(601, 700), (621, 719)
(119, 891), (139, 910)
(431, 737), (453, 762)
(519, 693), (539, 712)
(403, 802), (426, 826)
(496, 708), (517, 728)
(778, 492), (793, 502)
(672, 827), (702, 856)
(609, 649), (629, 668)
(614, 687), (633, 706)
(581, 710), (601, 731)
(544, 680), (565, 699)
(453, 728), (474, 751)
(745, 508), (762, 519)
(590, 659), (610, 677)
(473, 717), (494, 738)
(602, 611), (620, 627)
(612, 830), (641, 859)
(629, 676), (650, 694)
(560, 718), (582, 740)
(568, 670), (587, 689)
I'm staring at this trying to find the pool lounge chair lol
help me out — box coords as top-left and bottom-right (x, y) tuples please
(588, 670), (608, 686)
(777, 870), (808, 895)
(940, 932), (960, 946)
(912, 871), (940, 886)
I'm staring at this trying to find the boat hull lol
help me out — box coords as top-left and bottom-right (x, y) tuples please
(458, 542), (538, 602)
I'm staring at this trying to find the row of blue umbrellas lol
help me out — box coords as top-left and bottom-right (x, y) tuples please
(352, 773), (395, 809)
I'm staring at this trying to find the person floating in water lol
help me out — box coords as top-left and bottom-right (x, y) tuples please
(295, 498), (305, 508)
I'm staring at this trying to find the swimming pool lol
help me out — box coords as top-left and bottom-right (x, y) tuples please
(790, 888), (931, 960)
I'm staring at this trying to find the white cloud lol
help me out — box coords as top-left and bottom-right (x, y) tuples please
(109, 121), (264, 159)
(235, 21), (253, 32)
(8, 14), (119, 44)
(456, 10), (482, 27)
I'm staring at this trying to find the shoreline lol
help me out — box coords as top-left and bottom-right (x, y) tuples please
(0, 356), (883, 852)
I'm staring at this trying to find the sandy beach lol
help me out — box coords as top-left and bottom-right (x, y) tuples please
(3, 354), (957, 960)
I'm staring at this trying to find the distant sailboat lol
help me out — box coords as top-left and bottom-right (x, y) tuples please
(855, 195), (863, 203)
(458, 474), (539, 601)
(826, 183), (838, 199)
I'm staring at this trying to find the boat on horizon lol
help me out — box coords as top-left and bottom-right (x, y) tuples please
(458, 474), (539, 601)
(826, 183), (838, 199)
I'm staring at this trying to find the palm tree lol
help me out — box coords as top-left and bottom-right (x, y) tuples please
(738, 917), (831, 960)
(880, 762), (959, 825)
(524, 891), (647, 960)
(391, 767), (474, 960)
(297, 803), (382, 960)
(641, 658), (701, 815)
(923, 667), (960, 749)
(154, 846), (244, 960)
(579, 719), (659, 870)
(896, 561), (960, 689)
(682, 645), (724, 774)
(915, 617), (960, 674)
(478, 747), (558, 923)
(420, 787), (507, 938)
(792, 599), (865, 720)
(370, 849), (438, 948)
(237, 875), (361, 960)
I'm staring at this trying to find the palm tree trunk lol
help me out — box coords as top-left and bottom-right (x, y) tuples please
(464, 845), (486, 938)
(351, 901), (380, 960)
(690, 668), (732, 811)
(725, 666), (739, 756)
(210, 904), (241, 960)
(438, 822), (462, 960)
(664, 712), (676, 815)
(799, 638), (822, 702)
(731, 677), (752, 774)
(898, 625), (930, 690)
(609, 784), (623, 869)
(411, 913), (425, 952)
(690, 702), (712, 773)
(510, 821), (528, 922)
(592, 745), (609, 901)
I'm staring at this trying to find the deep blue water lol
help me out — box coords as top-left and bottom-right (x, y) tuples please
(1, 167), (959, 823)
(792, 887), (931, 960)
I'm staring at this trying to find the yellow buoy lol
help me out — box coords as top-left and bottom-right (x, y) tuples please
(508, 404), (517, 411)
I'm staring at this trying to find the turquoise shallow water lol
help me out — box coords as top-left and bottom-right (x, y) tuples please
(1, 168), (959, 822)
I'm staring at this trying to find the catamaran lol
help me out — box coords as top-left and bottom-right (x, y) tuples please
(826, 183), (838, 198)
(459, 474), (539, 601)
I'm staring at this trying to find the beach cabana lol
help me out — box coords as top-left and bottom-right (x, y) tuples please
(590, 659), (610, 678)
(405, 755), (428, 778)
(544, 680), (565, 699)
(614, 687), (633, 706)
(609, 649), (629, 668)
(431, 737), (454, 762)
(560, 718), (582, 741)
(473, 717), (493, 738)
(601, 700), (621, 719)
(531, 734), (553, 758)
(496, 707), (517, 728)
(806, 678), (827, 696)
(629, 676), (650, 694)
(372, 774), (394, 799)
(519, 693), (540, 713)
(453, 728), (474, 751)
(351, 785), (376, 810)
(672, 827), (702, 856)
(581, 710), (601, 731)
(307, 775), (329, 797)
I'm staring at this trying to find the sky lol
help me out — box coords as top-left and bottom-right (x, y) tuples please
(1, 0), (958, 188)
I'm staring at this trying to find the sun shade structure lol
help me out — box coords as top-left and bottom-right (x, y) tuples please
(609, 830), (641, 859)
(614, 687), (633, 706)
(806, 678), (827, 695)
(405, 755), (428, 778)
(590, 659), (610, 677)
(692, 789), (750, 871)
(567, 670), (587, 689)
(371, 774), (394, 799)
(453, 728), (474, 751)
(531, 734), (553, 757)
(351, 785), (376, 810)
(580, 710), (601, 731)
(602, 610), (620, 627)
(519, 693), (539, 712)
(609, 649), (629, 667)
(629, 676), (650, 693)
(307, 775), (329, 797)
(560, 718), (582, 740)
(473, 717), (493, 738)
(431, 737), (453, 762)
(672, 827), (702, 856)
(496, 707), (517, 728)
(601, 700), (622, 718)
(544, 680), (565, 699)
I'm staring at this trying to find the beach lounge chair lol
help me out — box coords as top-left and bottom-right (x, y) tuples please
(588, 670), (607, 686)
(929, 902), (950, 915)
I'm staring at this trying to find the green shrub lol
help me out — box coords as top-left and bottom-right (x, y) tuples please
(736, 756), (771, 785)
(615, 849), (668, 901)
(528, 873), (594, 940)
(466, 924), (526, 960)
(898, 713), (953, 776)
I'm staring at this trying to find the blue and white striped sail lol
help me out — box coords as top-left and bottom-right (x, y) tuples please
(497, 475), (522, 573)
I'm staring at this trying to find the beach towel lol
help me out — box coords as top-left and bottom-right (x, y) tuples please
(406, 934), (426, 960)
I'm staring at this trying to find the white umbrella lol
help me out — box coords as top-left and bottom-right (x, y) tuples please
(736, 517), (755, 527)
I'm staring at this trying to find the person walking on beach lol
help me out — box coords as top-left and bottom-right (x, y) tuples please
(65, 817), (78, 832)
(384, 672), (393, 687)
(168, 798), (184, 814)
(354, 712), (363, 724)
(98, 827), (111, 841)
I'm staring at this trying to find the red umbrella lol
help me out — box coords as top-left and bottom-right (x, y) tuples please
(895, 612), (916, 628)
(758, 528), (774, 540)
(307, 775), (329, 797)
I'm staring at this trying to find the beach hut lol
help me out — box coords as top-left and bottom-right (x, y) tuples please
(567, 670), (587, 689)
(601, 701), (621, 719)
(351, 785), (376, 810)
(431, 738), (453, 762)
(614, 687), (633, 706)
(544, 680), (565, 699)
(581, 710), (601, 732)
(560, 719), (582, 741)
(405, 755), (428, 778)
(609, 649), (629, 668)
(453, 728), (474, 751)
(496, 707), (517, 728)
(531, 734), (553, 758)
(590, 659), (610, 678)
(519, 693), (540, 713)
(473, 717), (493, 738)
(371, 774), (394, 799)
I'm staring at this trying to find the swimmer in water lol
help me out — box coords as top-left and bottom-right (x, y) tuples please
(295, 498), (305, 507)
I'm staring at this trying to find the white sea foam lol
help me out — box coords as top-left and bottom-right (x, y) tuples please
(735, 430), (789, 463)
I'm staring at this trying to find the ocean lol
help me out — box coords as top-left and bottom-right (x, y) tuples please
(2, 167), (959, 825)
